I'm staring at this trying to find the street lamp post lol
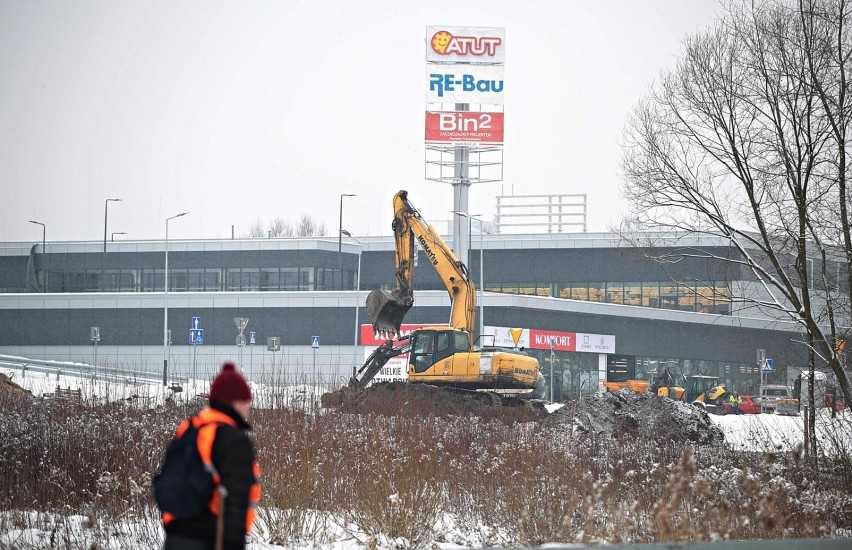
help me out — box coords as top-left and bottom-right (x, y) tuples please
(28, 220), (46, 291)
(103, 199), (122, 253)
(341, 230), (362, 378)
(102, 198), (121, 291)
(111, 231), (127, 242)
(338, 193), (356, 290)
(452, 211), (485, 343)
(163, 211), (188, 386)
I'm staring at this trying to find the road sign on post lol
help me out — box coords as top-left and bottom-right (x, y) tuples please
(249, 331), (256, 345)
(190, 329), (204, 345)
(311, 335), (319, 384)
(762, 358), (774, 372)
(267, 337), (280, 352)
(233, 317), (249, 366)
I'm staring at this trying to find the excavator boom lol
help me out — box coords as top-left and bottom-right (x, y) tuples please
(367, 190), (476, 345)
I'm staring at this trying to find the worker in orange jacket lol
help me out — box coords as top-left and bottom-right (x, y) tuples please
(158, 363), (260, 550)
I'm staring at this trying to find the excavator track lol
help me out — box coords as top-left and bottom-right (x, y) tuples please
(321, 380), (548, 418)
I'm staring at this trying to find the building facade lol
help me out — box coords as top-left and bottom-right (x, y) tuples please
(0, 233), (817, 399)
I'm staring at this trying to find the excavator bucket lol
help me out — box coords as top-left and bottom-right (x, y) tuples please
(366, 289), (413, 336)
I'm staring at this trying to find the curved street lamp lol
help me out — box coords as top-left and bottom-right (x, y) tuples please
(163, 211), (189, 386)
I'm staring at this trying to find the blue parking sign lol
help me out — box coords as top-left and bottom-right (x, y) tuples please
(190, 328), (204, 345)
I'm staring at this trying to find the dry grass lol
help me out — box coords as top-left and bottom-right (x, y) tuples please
(0, 389), (850, 548)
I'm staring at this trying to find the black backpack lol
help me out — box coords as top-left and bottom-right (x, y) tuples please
(153, 418), (218, 520)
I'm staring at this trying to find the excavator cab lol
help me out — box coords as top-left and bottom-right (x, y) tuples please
(685, 375), (721, 402)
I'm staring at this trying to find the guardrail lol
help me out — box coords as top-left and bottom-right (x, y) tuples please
(0, 354), (185, 386)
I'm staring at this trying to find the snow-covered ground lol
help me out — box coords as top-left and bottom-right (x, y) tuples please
(0, 509), (526, 550)
(709, 409), (852, 454)
(1, 367), (331, 411)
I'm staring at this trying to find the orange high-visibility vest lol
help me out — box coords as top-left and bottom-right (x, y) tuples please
(161, 407), (261, 533)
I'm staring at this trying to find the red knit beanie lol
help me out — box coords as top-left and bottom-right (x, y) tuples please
(209, 362), (252, 403)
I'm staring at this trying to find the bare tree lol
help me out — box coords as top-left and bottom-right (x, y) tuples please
(621, 0), (852, 409)
(246, 217), (266, 238)
(268, 216), (294, 238)
(296, 214), (327, 237)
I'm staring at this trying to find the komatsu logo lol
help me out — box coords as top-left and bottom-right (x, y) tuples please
(417, 235), (439, 265)
(513, 367), (536, 377)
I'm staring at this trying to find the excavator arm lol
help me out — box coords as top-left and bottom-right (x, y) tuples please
(348, 338), (412, 390)
(366, 190), (477, 346)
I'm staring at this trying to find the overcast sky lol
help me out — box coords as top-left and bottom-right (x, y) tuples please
(0, 0), (719, 243)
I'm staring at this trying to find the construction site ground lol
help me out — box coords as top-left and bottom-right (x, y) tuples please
(324, 382), (726, 445)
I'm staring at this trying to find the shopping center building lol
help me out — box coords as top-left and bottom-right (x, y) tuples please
(0, 232), (821, 398)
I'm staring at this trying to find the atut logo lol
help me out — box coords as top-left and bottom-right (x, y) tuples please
(431, 30), (502, 57)
(429, 73), (503, 98)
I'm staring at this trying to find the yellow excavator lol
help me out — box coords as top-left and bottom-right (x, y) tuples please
(326, 190), (544, 404)
(652, 368), (729, 413)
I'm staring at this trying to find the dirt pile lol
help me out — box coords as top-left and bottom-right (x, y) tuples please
(551, 389), (724, 445)
(0, 372), (32, 398)
(324, 383), (724, 445)
(324, 381), (548, 421)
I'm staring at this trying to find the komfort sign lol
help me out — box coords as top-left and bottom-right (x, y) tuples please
(426, 26), (506, 63)
(425, 111), (504, 145)
(484, 326), (616, 354)
(359, 324), (614, 386)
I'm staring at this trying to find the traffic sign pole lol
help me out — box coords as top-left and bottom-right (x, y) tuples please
(311, 336), (320, 386)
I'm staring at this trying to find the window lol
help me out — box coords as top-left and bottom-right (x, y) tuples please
(187, 270), (205, 292)
(588, 283), (605, 302)
(454, 331), (470, 352)
(434, 331), (454, 362)
(412, 332), (435, 373)
(301, 267), (315, 290)
(605, 282), (624, 304)
(519, 283), (538, 296)
(624, 283), (641, 306)
(142, 270), (164, 292)
(641, 282), (659, 307)
(281, 268), (299, 291)
(242, 269), (260, 291)
(121, 271), (136, 291)
(678, 286), (696, 311)
(710, 283), (730, 314)
(204, 270), (221, 291)
(227, 269), (241, 291)
(260, 268), (279, 291)
(694, 285), (714, 313)
(570, 283), (588, 301)
(85, 271), (100, 292)
(660, 284), (678, 309)
(170, 269), (188, 292)
(806, 258), (814, 289)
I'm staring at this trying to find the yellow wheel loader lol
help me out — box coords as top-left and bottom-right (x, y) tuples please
(323, 190), (544, 408)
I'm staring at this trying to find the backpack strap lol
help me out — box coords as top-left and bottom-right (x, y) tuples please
(191, 408), (238, 516)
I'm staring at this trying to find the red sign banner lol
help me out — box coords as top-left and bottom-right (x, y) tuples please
(425, 111), (504, 145)
(359, 324), (445, 346)
(529, 329), (576, 352)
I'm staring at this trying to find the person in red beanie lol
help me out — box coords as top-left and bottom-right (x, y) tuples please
(157, 362), (261, 550)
